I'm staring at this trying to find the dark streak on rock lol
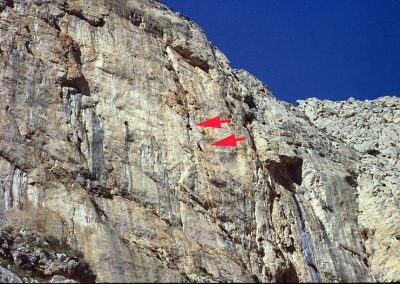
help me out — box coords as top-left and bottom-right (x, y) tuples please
(91, 113), (105, 181)
(291, 192), (321, 283)
(24, 41), (33, 56)
(89, 196), (108, 221)
(123, 122), (134, 194)
(10, 36), (19, 105)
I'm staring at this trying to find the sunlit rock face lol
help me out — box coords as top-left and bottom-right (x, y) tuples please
(297, 97), (400, 282)
(0, 0), (398, 282)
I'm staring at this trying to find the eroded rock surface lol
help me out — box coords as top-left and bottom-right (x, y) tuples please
(0, 0), (398, 282)
(297, 97), (400, 281)
(0, 265), (23, 283)
(0, 228), (94, 282)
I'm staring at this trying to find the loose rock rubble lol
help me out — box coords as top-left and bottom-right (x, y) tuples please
(0, 228), (95, 283)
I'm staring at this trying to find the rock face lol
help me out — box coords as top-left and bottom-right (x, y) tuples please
(0, 0), (398, 282)
(297, 97), (400, 282)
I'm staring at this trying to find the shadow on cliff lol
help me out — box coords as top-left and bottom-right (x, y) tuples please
(266, 155), (303, 190)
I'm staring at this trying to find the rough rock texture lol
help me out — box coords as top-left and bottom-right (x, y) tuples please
(297, 97), (400, 282)
(0, 227), (94, 282)
(0, 0), (398, 282)
(0, 265), (23, 283)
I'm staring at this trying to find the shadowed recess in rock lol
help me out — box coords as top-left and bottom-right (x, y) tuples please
(266, 155), (303, 190)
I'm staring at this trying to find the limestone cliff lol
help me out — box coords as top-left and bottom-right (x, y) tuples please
(0, 0), (398, 282)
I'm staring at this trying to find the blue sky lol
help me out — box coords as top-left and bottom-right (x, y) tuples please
(162, 0), (400, 103)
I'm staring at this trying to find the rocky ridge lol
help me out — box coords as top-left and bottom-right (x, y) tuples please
(0, 0), (399, 282)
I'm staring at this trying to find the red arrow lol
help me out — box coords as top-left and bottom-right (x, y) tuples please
(196, 115), (232, 128)
(212, 134), (246, 147)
